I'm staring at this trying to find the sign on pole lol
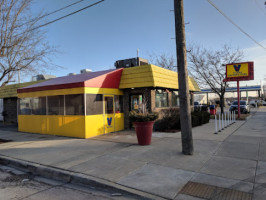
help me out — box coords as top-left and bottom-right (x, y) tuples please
(223, 62), (254, 119)
(224, 62), (254, 82)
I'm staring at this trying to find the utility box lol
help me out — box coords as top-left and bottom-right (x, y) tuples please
(115, 57), (149, 69)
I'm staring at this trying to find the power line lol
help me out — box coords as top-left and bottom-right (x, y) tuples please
(207, 0), (266, 50)
(20, 0), (88, 27)
(253, 0), (266, 16)
(24, 0), (104, 34)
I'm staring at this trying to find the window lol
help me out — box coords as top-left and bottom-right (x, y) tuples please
(31, 97), (46, 115)
(65, 94), (84, 115)
(48, 96), (64, 115)
(172, 91), (180, 107)
(105, 96), (114, 114)
(19, 98), (31, 115)
(115, 95), (123, 113)
(86, 94), (103, 115)
(155, 90), (168, 107)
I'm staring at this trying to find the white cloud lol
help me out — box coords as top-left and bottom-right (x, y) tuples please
(242, 40), (266, 85)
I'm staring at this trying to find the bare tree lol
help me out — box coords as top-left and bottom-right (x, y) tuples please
(188, 44), (244, 113)
(149, 53), (176, 71)
(0, 0), (54, 87)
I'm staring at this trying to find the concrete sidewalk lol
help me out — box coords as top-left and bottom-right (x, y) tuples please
(0, 108), (265, 199)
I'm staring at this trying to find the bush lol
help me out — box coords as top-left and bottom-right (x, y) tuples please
(191, 114), (200, 127)
(155, 110), (210, 131)
(154, 108), (180, 131)
(129, 111), (158, 122)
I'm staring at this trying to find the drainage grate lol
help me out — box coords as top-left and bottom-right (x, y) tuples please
(179, 181), (252, 200)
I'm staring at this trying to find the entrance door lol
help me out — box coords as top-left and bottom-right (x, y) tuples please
(104, 95), (115, 133)
(130, 94), (143, 111)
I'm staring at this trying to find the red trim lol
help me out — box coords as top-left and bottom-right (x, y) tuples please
(18, 82), (85, 93)
(17, 68), (124, 93)
(84, 68), (123, 88)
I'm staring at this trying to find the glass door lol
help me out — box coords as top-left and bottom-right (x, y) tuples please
(130, 94), (143, 111)
(104, 95), (115, 133)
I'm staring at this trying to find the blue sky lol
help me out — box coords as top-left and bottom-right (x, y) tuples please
(30, 0), (266, 86)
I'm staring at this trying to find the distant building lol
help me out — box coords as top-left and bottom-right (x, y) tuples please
(194, 85), (263, 105)
(0, 74), (55, 124)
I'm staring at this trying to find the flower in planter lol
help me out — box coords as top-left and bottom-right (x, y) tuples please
(129, 110), (158, 122)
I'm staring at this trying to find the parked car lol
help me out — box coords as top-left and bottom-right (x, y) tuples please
(201, 104), (208, 111)
(229, 100), (250, 114)
(194, 101), (202, 111)
(249, 100), (258, 107)
(261, 100), (266, 106)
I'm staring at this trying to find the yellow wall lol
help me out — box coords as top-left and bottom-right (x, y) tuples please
(18, 87), (123, 98)
(18, 113), (124, 139)
(115, 113), (124, 132)
(18, 87), (124, 138)
(84, 113), (124, 138)
(18, 115), (86, 138)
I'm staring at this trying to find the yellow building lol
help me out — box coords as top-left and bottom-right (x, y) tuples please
(17, 64), (200, 138)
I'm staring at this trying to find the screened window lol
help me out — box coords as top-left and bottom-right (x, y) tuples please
(65, 94), (84, 115)
(19, 98), (31, 115)
(31, 97), (46, 115)
(48, 95), (64, 115)
(172, 91), (180, 107)
(155, 90), (168, 107)
(115, 95), (123, 113)
(86, 94), (103, 115)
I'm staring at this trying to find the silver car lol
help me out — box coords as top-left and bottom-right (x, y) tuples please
(229, 100), (250, 114)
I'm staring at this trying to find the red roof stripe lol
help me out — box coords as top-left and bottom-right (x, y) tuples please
(18, 69), (123, 93)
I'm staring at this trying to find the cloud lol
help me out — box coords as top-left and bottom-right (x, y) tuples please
(243, 40), (266, 85)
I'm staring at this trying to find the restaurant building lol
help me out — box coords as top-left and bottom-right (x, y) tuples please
(17, 59), (200, 138)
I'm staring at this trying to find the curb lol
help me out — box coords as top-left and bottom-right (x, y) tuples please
(0, 155), (166, 200)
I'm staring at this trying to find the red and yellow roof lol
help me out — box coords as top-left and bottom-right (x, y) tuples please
(18, 65), (200, 94)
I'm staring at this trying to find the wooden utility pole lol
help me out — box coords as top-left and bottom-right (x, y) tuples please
(174, 0), (193, 155)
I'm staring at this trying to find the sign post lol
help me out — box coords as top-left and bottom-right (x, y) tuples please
(223, 62), (254, 119)
(237, 80), (240, 118)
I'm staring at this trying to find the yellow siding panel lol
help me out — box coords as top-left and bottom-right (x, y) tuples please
(47, 116), (85, 138)
(84, 88), (123, 95)
(85, 115), (105, 138)
(18, 88), (85, 98)
(115, 113), (124, 131)
(18, 87), (124, 98)
(18, 115), (47, 135)
(18, 115), (86, 138)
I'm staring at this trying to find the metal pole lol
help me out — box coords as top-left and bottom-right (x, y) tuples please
(219, 113), (221, 132)
(222, 113), (224, 130)
(237, 80), (240, 119)
(225, 112), (227, 127)
(215, 114), (218, 134)
(174, 0), (193, 155)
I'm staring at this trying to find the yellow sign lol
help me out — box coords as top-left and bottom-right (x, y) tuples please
(227, 63), (249, 78)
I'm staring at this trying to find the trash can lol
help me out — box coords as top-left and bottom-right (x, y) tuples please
(210, 105), (216, 115)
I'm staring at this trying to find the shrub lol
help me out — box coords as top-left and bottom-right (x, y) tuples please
(155, 110), (210, 131)
(191, 114), (200, 127)
(154, 108), (180, 131)
(129, 111), (158, 122)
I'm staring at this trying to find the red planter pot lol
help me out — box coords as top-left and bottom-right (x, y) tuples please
(133, 121), (155, 145)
